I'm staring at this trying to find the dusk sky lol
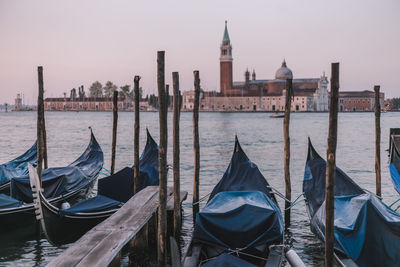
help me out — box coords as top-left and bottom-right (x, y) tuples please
(0, 0), (399, 104)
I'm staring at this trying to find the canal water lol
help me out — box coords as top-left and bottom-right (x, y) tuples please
(0, 111), (398, 266)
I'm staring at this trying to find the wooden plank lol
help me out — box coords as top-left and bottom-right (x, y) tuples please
(46, 230), (110, 267)
(96, 187), (159, 231)
(48, 186), (173, 267)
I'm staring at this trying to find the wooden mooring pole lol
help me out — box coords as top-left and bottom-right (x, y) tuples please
(41, 96), (48, 170)
(37, 66), (44, 184)
(283, 78), (293, 228)
(172, 72), (181, 239)
(157, 51), (168, 266)
(39, 67), (48, 170)
(374, 85), (381, 197)
(325, 62), (339, 267)
(134, 76), (141, 194)
(110, 91), (118, 174)
(193, 70), (200, 219)
(42, 115), (48, 169)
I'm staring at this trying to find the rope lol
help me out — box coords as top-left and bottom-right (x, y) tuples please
(200, 246), (272, 264)
(192, 192), (211, 206)
(363, 188), (383, 200)
(389, 197), (400, 208)
(99, 171), (109, 177)
(102, 167), (111, 175)
(267, 185), (291, 203)
(284, 194), (305, 211)
(267, 186), (305, 211)
(229, 249), (269, 262)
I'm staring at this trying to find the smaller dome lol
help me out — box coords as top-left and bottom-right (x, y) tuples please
(275, 60), (293, 80)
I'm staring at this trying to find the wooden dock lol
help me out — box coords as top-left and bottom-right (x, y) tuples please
(47, 186), (187, 267)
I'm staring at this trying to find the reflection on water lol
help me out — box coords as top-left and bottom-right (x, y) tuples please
(0, 111), (398, 266)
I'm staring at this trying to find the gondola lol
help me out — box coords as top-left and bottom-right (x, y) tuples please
(389, 133), (400, 195)
(0, 141), (37, 195)
(29, 129), (158, 246)
(183, 137), (285, 267)
(303, 138), (400, 267)
(0, 129), (104, 233)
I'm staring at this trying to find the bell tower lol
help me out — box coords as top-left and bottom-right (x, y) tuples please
(220, 21), (233, 95)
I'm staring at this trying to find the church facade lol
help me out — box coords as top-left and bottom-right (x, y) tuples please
(183, 22), (329, 112)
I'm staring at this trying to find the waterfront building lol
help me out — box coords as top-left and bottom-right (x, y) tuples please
(183, 22), (329, 112)
(339, 91), (384, 112)
(44, 97), (124, 111)
(44, 96), (150, 111)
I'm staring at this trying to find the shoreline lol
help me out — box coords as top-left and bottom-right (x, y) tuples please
(7, 110), (398, 113)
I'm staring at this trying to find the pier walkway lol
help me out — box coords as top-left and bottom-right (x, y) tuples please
(48, 186), (187, 267)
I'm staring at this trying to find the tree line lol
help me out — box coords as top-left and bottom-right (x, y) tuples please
(88, 81), (142, 99)
(68, 81), (179, 109)
(390, 98), (400, 110)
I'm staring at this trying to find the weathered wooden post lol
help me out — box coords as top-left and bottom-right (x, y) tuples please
(40, 71), (48, 170)
(37, 66), (44, 184)
(157, 51), (168, 266)
(283, 78), (293, 228)
(172, 72), (181, 238)
(110, 91), (118, 174)
(374, 85), (381, 197)
(42, 108), (48, 170)
(193, 70), (200, 218)
(325, 62), (339, 267)
(166, 84), (170, 110)
(134, 76), (141, 194)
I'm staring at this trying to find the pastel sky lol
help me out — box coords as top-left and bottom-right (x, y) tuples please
(0, 0), (399, 104)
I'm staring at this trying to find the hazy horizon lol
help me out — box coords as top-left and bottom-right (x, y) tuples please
(0, 0), (399, 105)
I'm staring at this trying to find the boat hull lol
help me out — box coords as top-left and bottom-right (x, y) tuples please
(39, 192), (116, 245)
(0, 177), (96, 234)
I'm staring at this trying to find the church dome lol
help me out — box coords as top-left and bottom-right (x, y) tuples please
(275, 60), (293, 80)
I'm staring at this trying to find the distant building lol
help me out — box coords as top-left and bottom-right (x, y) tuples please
(44, 97), (124, 111)
(14, 94), (22, 110)
(44, 96), (150, 111)
(339, 91), (384, 112)
(183, 21), (329, 112)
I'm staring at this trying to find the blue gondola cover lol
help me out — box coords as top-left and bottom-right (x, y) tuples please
(98, 130), (158, 203)
(60, 195), (122, 215)
(194, 191), (282, 249)
(193, 139), (283, 250)
(200, 253), (257, 267)
(304, 140), (400, 267)
(0, 142), (37, 185)
(0, 194), (23, 209)
(390, 142), (400, 194)
(98, 167), (134, 203)
(135, 130), (159, 190)
(10, 133), (103, 203)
